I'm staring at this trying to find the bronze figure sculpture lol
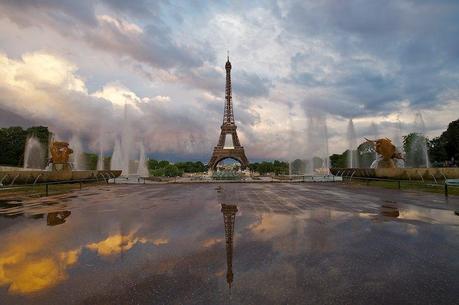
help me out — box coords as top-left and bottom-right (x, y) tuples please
(365, 137), (404, 168)
(50, 141), (73, 165)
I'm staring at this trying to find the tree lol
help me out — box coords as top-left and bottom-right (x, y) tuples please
(151, 167), (165, 176)
(330, 153), (346, 168)
(290, 159), (305, 174)
(0, 126), (51, 167)
(250, 160), (288, 175)
(0, 127), (27, 166)
(158, 160), (170, 168)
(428, 136), (447, 167)
(357, 141), (375, 168)
(175, 161), (206, 173)
(441, 119), (459, 165)
(164, 164), (182, 177)
(312, 157), (325, 170)
(148, 159), (159, 171)
(272, 160), (288, 175)
(84, 153), (98, 170)
(26, 126), (51, 147)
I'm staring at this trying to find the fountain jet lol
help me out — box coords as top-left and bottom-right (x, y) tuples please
(305, 109), (330, 175)
(137, 142), (149, 177)
(69, 135), (86, 170)
(24, 136), (45, 169)
(110, 103), (135, 175)
(346, 119), (359, 168)
(411, 112), (430, 168)
(97, 134), (104, 171)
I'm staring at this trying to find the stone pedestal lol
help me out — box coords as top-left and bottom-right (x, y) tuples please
(52, 163), (72, 172)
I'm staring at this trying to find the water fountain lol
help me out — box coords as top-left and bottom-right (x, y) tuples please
(370, 122), (378, 162)
(330, 132), (459, 180)
(287, 114), (305, 175)
(1, 140), (122, 185)
(137, 142), (149, 177)
(346, 119), (359, 168)
(327, 112), (459, 180)
(111, 138), (123, 171)
(287, 115), (294, 176)
(69, 135), (86, 170)
(409, 112), (430, 168)
(305, 110), (330, 175)
(393, 117), (403, 149)
(97, 136), (104, 171)
(23, 136), (45, 169)
(110, 103), (135, 176)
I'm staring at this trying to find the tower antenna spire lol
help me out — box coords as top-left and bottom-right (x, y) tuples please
(227, 50), (229, 61)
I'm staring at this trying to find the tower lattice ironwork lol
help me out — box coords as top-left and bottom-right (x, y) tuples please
(221, 203), (238, 290)
(208, 56), (249, 170)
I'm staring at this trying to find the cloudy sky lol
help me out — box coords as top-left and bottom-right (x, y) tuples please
(0, 0), (458, 161)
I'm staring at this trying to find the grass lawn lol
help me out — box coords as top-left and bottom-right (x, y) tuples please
(0, 182), (104, 200)
(346, 178), (459, 196)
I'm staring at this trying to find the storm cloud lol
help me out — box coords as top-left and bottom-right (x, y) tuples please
(0, 0), (458, 159)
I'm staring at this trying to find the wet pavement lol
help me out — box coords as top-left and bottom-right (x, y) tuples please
(0, 183), (458, 305)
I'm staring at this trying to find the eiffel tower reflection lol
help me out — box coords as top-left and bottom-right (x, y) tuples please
(221, 203), (238, 291)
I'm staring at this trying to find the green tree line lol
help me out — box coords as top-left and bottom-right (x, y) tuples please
(147, 160), (207, 177)
(249, 160), (289, 175)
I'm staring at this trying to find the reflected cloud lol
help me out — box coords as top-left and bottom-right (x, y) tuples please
(248, 214), (294, 239)
(86, 231), (169, 257)
(153, 238), (169, 246)
(202, 238), (223, 248)
(0, 240), (81, 294)
(0, 225), (166, 295)
(359, 203), (459, 227)
(86, 232), (147, 257)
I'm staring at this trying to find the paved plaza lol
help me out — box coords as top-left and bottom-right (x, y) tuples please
(0, 183), (458, 305)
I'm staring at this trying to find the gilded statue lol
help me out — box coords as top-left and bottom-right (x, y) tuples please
(50, 141), (73, 164)
(365, 138), (404, 168)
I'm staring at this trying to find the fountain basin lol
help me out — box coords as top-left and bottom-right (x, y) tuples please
(0, 170), (122, 185)
(330, 167), (459, 180)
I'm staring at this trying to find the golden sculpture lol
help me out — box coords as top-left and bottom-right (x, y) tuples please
(50, 141), (73, 164)
(365, 137), (404, 168)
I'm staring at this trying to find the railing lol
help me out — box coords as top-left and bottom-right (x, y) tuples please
(340, 175), (459, 197)
(445, 179), (459, 197)
(0, 177), (112, 197)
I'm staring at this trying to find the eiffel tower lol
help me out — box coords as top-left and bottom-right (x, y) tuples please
(221, 203), (238, 290)
(208, 55), (249, 170)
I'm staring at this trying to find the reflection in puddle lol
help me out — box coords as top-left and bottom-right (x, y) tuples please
(221, 204), (237, 291)
(47, 211), (71, 226)
(0, 231), (81, 294)
(0, 198), (69, 220)
(380, 205), (400, 218)
(86, 231), (149, 257)
(0, 184), (458, 304)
